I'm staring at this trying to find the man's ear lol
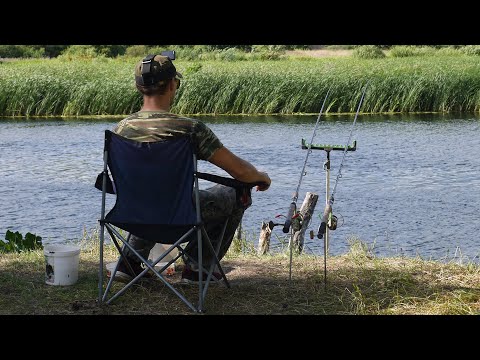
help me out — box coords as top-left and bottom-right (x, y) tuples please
(169, 78), (176, 92)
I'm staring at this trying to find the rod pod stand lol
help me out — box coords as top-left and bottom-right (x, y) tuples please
(302, 139), (357, 249)
(301, 138), (357, 288)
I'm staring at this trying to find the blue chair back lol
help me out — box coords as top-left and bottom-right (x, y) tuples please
(103, 130), (197, 242)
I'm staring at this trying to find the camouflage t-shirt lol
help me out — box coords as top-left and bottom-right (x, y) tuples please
(113, 111), (223, 161)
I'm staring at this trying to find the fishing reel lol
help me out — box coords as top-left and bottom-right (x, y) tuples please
(309, 213), (342, 239)
(269, 212), (303, 233)
(328, 214), (338, 230)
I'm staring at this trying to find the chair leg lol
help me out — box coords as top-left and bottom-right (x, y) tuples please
(103, 224), (200, 312)
(201, 225), (230, 289)
(99, 222), (105, 304)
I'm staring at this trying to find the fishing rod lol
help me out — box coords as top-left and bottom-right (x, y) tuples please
(275, 89), (330, 283)
(282, 89), (331, 234)
(312, 83), (367, 289)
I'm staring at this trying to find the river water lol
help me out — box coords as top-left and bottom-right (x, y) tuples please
(1, 114), (479, 262)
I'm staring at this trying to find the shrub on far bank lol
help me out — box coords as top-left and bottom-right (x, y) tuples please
(0, 45), (45, 59)
(352, 45), (386, 59)
(459, 45), (480, 56)
(121, 45), (288, 61)
(58, 45), (102, 60)
(387, 45), (480, 58)
(388, 46), (435, 57)
(324, 45), (356, 50)
(125, 45), (150, 58)
(57, 45), (128, 60)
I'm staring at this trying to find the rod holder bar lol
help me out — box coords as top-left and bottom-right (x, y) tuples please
(302, 139), (357, 152)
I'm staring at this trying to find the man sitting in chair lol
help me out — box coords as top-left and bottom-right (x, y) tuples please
(112, 52), (271, 283)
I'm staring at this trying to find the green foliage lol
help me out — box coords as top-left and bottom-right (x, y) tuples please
(459, 45), (480, 56)
(347, 236), (375, 260)
(389, 46), (449, 58)
(173, 45), (209, 60)
(125, 45), (149, 57)
(3, 55), (480, 116)
(183, 63), (202, 76)
(352, 45), (386, 59)
(0, 45), (323, 61)
(324, 45), (356, 50)
(126, 45), (289, 61)
(0, 230), (43, 253)
(58, 45), (127, 59)
(58, 45), (102, 60)
(250, 45), (285, 60)
(43, 45), (69, 58)
(0, 45), (45, 58)
(433, 47), (461, 56)
(214, 47), (247, 61)
(174, 46), (249, 61)
(228, 233), (256, 255)
(94, 45), (128, 57)
(389, 46), (426, 57)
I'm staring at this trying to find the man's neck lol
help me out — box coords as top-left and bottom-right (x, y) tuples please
(140, 96), (171, 112)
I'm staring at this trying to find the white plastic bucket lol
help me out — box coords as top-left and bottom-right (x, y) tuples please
(44, 245), (81, 286)
(149, 243), (178, 264)
(149, 243), (177, 275)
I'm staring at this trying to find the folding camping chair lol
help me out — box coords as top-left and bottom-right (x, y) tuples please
(96, 130), (260, 312)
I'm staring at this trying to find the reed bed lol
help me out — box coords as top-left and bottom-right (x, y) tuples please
(2, 56), (480, 116)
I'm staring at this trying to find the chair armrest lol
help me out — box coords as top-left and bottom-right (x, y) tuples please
(94, 171), (116, 194)
(195, 172), (266, 189)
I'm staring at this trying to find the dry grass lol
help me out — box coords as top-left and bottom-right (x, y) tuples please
(1, 238), (480, 315)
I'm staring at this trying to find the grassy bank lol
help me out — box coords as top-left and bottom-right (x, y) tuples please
(1, 239), (479, 315)
(1, 55), (480, 117)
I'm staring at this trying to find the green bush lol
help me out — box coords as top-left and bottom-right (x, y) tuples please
(176, 45), (215, 60)
(176, 47), (250, 61)
(0, 45), (45, 58)
(94, 45), (127, 57)
(352, 45), (386, 59)
(389, 46), (441, 57)
(43, 45), (69, 58)
(120, 45), (293, 61)
(389, 46), (422, 57)
(249, 45), (285, 60)
(459, 45), (480, 56)
(0, 230), (43, 253)
(58, 45), (103, 60)
(324, 45), (356, 50)
(125, 45), (149, 58)
(435, 47), (462, 56)
(183, 63), (202, 76)
(214, 47), (247, 61)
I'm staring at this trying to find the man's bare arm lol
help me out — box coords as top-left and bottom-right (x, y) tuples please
(208, 146), (271, 191)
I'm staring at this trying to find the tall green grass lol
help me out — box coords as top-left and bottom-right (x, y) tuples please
(2, 56), (480, 116)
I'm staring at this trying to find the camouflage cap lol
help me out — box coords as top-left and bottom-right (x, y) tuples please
(135, 54), (183, 86)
